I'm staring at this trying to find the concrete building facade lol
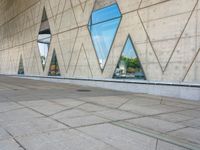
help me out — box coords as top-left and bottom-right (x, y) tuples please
(0, 0), (200, 100)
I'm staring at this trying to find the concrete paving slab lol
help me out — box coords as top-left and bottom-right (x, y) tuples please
(120, 104), (184, 115)
(17, 129), (117, 150)
(94, 109), (141, 121)
(78, 103), (108, 112)
(58, 115), (109, 128)
(50, 99), (85, 108)
(121, 96), (161, 106)
(1, 117), (67, 137)
(51, 109), (90, 120)
(79, 96), (129, 108)
(78, 123), (157, 150)
(0, 102), (24, 113)
(126, 117), (185, 133)
(0, 139), (23, 150)
(0, 108), (43, 123)
(25, 103), (67, 116)
(161, 101), (199, 109)
(156, 140), (189, 150)
(177, 110), (200, 118)
(0, 127), (11, 140)
(169, 128), (200, 145)
(153, 113), (193, 123)
(180, 118), (200, 128)
(18, 100), (57, 107)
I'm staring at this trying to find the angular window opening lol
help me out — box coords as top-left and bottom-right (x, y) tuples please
(37, 8), (52, 70)
(113, 36), (146, 80)
(88, 2), (121, 70)
(18, 55), (24, 75)
(48, 50), (61, 76)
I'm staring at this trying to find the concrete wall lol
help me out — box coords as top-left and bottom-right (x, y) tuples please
(0, 0), (200, 84)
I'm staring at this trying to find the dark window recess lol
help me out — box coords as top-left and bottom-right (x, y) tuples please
(18, 55), (24, 75)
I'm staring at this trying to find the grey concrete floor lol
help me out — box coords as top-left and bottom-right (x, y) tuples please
(0, 76), (200, 150)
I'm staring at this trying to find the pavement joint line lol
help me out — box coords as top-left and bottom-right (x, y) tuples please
(0, 106), (26, 114)
(155, 139), (159, 150)
(116, 98), (133, 109)
(4, 90), (199, 119)
(14, 101), (73, 128)
(48, 102), (87, 117)
(70, 122), (110, 130)
(112, 121), (200, 150)
(173, 117), (200, 124)
(165, 126), (190, 134)
(1, 76), (200, 149)
(4, 128), (69, 140)
(14, 102), (49, 117)
(3, 128), (26, 150)
(75, 126), (122, 150)
(73, 95), (196, 113)
(15, 95), (197, 121)
(69, 96), (146, 115)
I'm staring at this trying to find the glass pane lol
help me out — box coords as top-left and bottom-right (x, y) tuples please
(91, 4), (121, 25)
(90, 18), (120, 68)
(113, 37), (146, 80)
(37, 8), (51, 70)
(89, 3), (121, 69)
(18, 55), (24, 75)
(48, 50), (61, 76)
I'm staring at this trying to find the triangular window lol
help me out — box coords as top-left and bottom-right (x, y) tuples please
(18, 55), (24, 75)
(48, 50), (61, 76)
(113, 36), (146, 80)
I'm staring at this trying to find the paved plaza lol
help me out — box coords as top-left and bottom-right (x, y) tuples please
(0, 76), (199, 150)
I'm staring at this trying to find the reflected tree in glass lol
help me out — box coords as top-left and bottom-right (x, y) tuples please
(113, 36), (146, 80)
(37, 8), (51, 70)
(48, 50), (61, 76)
(88, 3), (122, 70)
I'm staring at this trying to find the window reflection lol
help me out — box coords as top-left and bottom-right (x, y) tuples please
(113, 37), (146, 80)
(48, 50), (61, 76)
(18, 55), (24, 75)
(88, 3), (121, 69)
(37, 8), (51, 70)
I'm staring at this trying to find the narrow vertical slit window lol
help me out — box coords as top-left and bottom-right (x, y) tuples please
(88, 2), (122, 70)
(113, 36), (146, 80)
(37, 8), (52, 70)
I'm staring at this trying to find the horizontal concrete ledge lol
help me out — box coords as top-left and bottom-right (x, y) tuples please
(1, 74), (200, 101)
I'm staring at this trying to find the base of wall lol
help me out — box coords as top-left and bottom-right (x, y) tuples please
(2, 74), (198, 101)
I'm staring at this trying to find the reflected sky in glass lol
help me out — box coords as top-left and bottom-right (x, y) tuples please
(91, 4), (121, 24)
(89, 4), (121, 69)
(122, 38), (137, 59)
(38, 43), (49, 64)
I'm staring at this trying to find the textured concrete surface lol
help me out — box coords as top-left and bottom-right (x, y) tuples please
(0, 76), (200, 150)
(0, 0), (200, 84)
